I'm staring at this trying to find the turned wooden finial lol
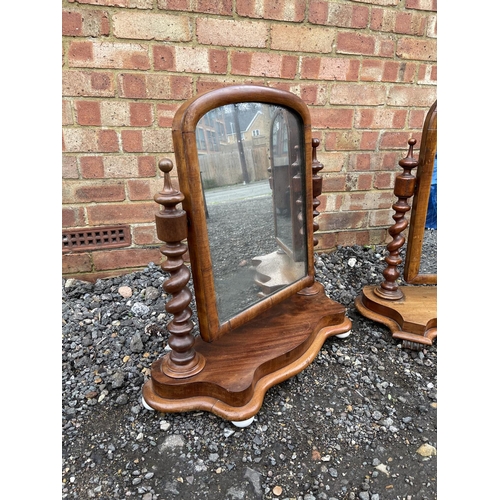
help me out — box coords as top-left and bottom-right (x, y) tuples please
(375, 138), (418, 300)
(155, 158), (205, 378)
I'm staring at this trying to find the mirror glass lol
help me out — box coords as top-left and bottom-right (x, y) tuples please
(419, 152), (437, 275)
(195, 103), (308, 326)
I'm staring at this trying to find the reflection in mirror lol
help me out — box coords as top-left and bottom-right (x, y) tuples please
(195, 103), (307, 326)
(419, 152), (437, 275)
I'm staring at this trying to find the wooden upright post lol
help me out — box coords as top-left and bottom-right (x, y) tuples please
(375, 139), (418, 300)
(155, 159), (205, 378)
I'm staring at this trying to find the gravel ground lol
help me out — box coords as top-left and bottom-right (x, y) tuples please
(62, 191), (439, 500)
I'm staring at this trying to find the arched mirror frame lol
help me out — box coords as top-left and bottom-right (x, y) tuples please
(171, 86), (315, 343)
(404, 100), (437, 285)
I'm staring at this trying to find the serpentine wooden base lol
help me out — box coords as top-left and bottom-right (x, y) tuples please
(355, 285), (437, 348)
(142, 282), (351, 422)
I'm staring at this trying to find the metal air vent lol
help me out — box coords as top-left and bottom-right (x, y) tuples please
(62, 225), (131, 253)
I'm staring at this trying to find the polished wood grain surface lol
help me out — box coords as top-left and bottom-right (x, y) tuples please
(144, 282), (351, 420)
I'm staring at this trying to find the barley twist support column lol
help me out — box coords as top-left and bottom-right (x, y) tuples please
(155, 158), (205, 378)
(298, 138), (324, 297)
(311, 138), (324, 248)
(375, 139), (418, 300)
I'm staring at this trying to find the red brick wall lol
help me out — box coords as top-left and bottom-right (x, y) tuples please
(62, 0), (437, 281)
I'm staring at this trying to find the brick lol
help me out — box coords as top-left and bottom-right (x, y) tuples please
(87, 156), (156, 179)
(93, 248), (161, 271)
(360, 131), (379, 150)
(196, 78), (263, 94)
(296, 84), (328, 105)
(337, 31), (393, 58)
(396, 37), (437, 61)
(112, 12), (191, 41)
(197, 18), (268, 48)
(68, 41), (150, 70)
(127, 179), (159, 200)
(163, 46), (228, 74)
(342, 172), (374, 192)
(67, 0), (154, 7)
(408, 109), (426, 129)
(417, 63), (437, 85)
(81, 156), (105, 178)
(158, 0), (232, 15)
(62, 71), (115, 97)
(337, 32), (375, 55)
(122, 130), (143, 152)
(330, 83), (386, 105)
(324, 130), (361, 151)
(118, 74), (193, 100)
(231, 52), (298, 79)
(369, 208), (394, 227)
(63, 181), (126, 203)
(310, 107), (354, 129)
(427, 14), (437, 38)
(380, 131), (422, 149)
(63, 128), (98, 152)
(98, 130), (119, 152)
(130, 102), (153, 126)
(138, 156), (157, 176)
(405, 0), (437, 11)
(158, 103), (180, 127)
(309, 1), (369, 28)
(102, 156), (141, 177)
(355, 108), (407, 129)
(87, 202), (157, 225)
(153, 45), (175, 71)
(313, 151), (344, 173)
(75, 101), (101, 126)
(317, 211), (367, 231)
(142, 129), (174, 152)
(271, 25), (334, 53)
(236, 0), (306, 22)
(63, 9), (109, 37)
(350, 151), (401, 172)
(62, 100), (73, 125)
(62, 11), (82, 36)
(341, 191), (394, 211)
(100, 101), (130, 126)
(317, 192), (341, 212)
(361, 60), (392, 82)
(321, 173), (347, 192)
(157, 0), (189, 9)
(62, 206), (86, 227)
(387, 85), (436, 107)
(63, 155), (79, 179)
(373, 171), (395, 189)
(62, 253), (93, 274)
(300, 57), (359, 81)
(370, 8), (426, 35)
(132, 224), (160, 245)
(360, 60), (417, 83)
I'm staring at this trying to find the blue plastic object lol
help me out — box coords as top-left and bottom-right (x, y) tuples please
(425, 153), (437, 230)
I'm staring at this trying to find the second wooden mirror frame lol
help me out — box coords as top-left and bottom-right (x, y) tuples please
(142, 85), (352, 424)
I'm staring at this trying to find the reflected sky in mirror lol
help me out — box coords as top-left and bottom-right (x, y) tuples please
(196, 103), (307, 325)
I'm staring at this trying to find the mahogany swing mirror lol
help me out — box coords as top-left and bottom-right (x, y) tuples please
(355, 101), (437, 350)
(142, 85), (352, 424)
